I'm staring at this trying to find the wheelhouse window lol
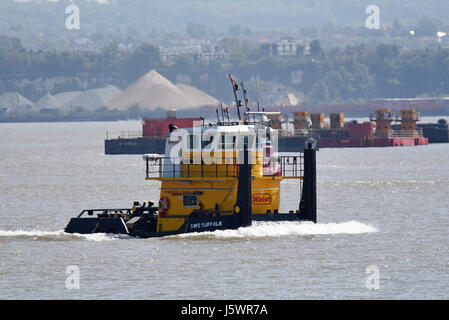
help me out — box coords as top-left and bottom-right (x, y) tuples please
(183, 195), (198, 207)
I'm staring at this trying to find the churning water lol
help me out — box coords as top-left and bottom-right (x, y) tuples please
(0, 120), (448, 299)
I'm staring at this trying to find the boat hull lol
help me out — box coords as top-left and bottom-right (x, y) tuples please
(65, 213), (311, 238)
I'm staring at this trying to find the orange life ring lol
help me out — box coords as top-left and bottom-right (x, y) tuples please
(158, 196), (170, 217)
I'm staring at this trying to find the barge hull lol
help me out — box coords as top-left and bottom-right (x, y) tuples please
(419, 126), (449, 143)
(105, 137), (166, 155)
(318, 137), (428, 148)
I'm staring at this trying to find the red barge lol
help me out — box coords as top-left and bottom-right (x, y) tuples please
(105, 108), (431, 155)
(315, 109), (428, 148)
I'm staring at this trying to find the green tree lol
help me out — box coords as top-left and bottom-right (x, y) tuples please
(415, 17), (441, 37)
(308, 81), (330, 104)
(309, 40), (324, 58)
(99, 41), (125, 73)
(124, 43), (161, 82)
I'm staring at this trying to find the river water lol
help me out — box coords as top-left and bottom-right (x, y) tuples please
(0, 120), (448, 299)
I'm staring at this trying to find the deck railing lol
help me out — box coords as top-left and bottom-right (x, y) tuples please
(389, 128), (424, 138)
(375, 128), (424, 138)
(106, 130), (142, 140)
(144, 153), (304, 179)
(278, 155), (304, 178)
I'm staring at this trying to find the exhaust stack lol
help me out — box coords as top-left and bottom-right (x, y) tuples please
(300, 142), (317, 223)
(235, 143), (252, 227)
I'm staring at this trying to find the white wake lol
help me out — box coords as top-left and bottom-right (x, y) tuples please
(0, 221), (377, 241)
(0, 229), (127, 241)
(169, 221), (378, 240)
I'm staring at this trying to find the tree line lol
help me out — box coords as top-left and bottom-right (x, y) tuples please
(2, 35), (449, 106)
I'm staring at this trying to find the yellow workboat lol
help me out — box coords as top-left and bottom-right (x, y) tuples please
(65, 78), (317, 238)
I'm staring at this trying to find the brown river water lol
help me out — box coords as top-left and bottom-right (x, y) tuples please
(0, 120), (448, 299)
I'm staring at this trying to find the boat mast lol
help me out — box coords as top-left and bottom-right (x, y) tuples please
(220, 102), (225, 123)
(255, 75), (260, 112)
(216, 109), (221, 124)
(228, 73), (242, 120)
(240, 81), (249, 113)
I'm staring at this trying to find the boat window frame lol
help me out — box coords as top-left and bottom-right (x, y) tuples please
(182, 194), (198, 207)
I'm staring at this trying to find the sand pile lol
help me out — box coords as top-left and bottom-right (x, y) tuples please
(0, 92), (34, 112)
(53, 91), (82, 106)
(61, 85), (121, 111)
(176, 83), (222, 107)
(107, 70), (220, 111)
(34, 93), (61, 109)
(1, 86), (121, 114)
